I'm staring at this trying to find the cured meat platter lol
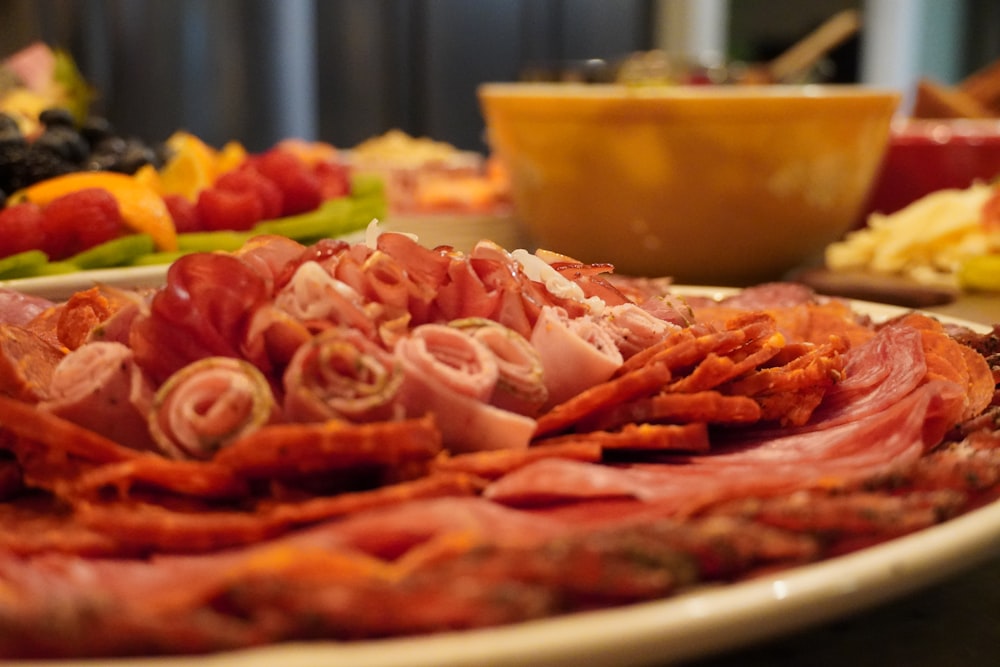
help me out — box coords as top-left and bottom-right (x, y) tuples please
(0, 232), (1000, 667)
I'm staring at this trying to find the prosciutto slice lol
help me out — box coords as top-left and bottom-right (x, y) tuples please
(395, 324), (536, 452)
(232, 233), (307, 294)
(149, 357), (277, 459)
(274, 260), (376, 336)
(283, 326), (403, 422)
(39, 342), (156, 451)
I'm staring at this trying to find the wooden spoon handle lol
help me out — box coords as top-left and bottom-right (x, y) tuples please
(767, 9), (862, 83)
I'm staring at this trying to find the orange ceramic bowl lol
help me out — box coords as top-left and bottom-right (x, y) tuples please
(865, 119), (1000, 217)
(479, 83), (900, 285)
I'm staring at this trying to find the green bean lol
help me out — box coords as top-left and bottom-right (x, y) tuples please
(131, 251), (188, 266)
(69, 234), (155, 269)
(252, 198), (352, 242)
(0, 250), (49, 279)
(177, 230), (254, 253)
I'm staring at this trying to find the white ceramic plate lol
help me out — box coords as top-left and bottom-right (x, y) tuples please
(4, 285), (1000, 667)
(1, 264), (170, 301)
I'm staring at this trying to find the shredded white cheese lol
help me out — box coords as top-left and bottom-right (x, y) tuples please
(364, 219), (418, 249)
(511, 248), (606, 315)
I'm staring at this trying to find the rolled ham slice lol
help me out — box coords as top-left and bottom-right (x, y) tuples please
(450, 317), (548, 416)
(283, 326), (404, 423)
(40, 341), (156, 451)
(395, 323), (535, 452)
(149, 357), (277, 459)
(530, 306), (623, 408)
(397, 324), (498, 401)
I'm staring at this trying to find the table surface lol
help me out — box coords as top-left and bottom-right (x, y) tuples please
(676, 292), (1000, 667)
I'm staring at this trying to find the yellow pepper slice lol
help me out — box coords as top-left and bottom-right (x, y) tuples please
(958, 254), (1000, 291)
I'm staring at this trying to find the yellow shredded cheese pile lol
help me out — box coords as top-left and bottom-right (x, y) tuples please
(825, 182), (995, 287)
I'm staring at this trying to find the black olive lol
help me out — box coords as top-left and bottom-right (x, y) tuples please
(33, 126), (90, 164)
(38, 107), (77, 129)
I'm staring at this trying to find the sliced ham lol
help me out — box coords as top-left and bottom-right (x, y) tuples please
(450, 317), (548, 415)
(395, 324), (535, 452)
(600, 302), (677, 359)
(0, 324), (64, 402)
(283, 326), (404, 422)
(396, 324), (498, 401)
(0, 289), (53, 327)
(531, 306), (623, 408)
(149, 357), (278, 459)
(39, 342), (156, 451)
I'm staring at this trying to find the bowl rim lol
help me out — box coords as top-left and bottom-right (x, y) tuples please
(478, 82), (901, 101)
(890, 117), (1000, 141)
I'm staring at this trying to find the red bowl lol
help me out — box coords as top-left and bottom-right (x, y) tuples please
(864, 119), (1000, 218)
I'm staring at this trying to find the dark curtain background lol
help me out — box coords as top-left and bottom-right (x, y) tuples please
(1, 0), (654, 152)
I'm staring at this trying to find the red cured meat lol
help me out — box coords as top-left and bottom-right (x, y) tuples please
(733, 322), (927, 441)
(486, 324), (960, 515)
(375, 230), (452, 288)
(485, 383), (943, 514)
(432, 258), (503, 324)
(273, 261), (376, 337)
(0, 324), (64, 402)
(232, 234), (307, 295)
(130, 253), (271, 383)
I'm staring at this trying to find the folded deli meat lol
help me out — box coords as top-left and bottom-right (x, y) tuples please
(0, 229), (999, 658)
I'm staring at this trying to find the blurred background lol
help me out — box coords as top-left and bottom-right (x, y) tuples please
(2, 0), (999, 153)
